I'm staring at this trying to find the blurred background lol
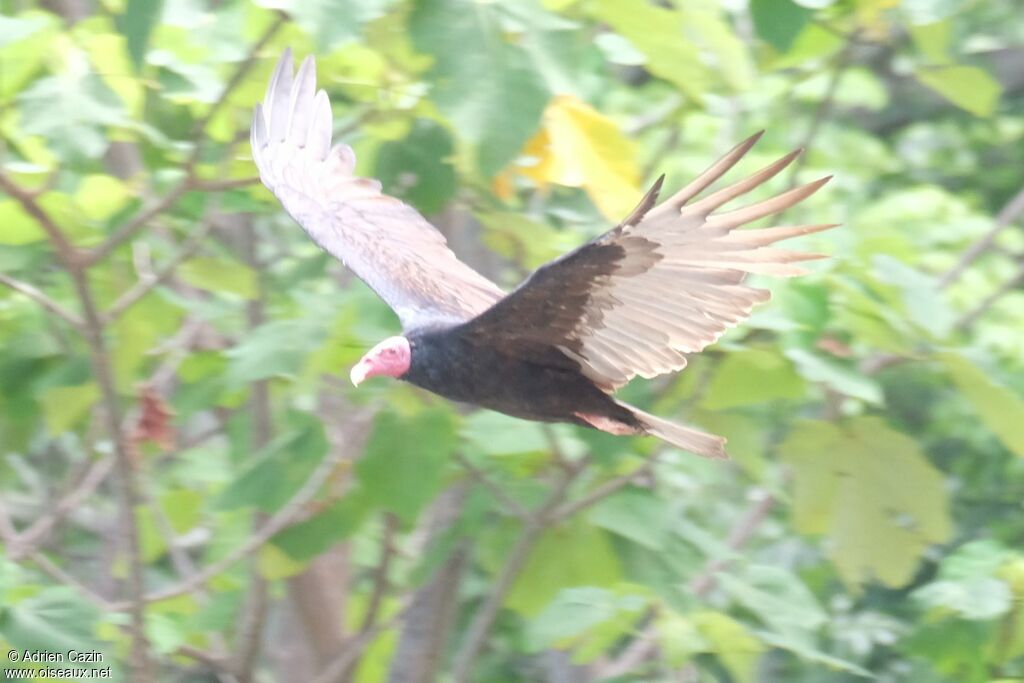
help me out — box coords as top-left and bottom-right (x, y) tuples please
(1, 0), (1023, 681)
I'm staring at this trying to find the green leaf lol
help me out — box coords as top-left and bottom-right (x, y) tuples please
(940, 353), (1024, 458)
(160, 489), (202, 534)
(261, 0), (392, 50)
(505, 520), (623, 615)
(914, 576), (1011, 621)
(750, 0), (811, 53)
(225, 316), (330, 386)
(525, 586), (645, 655)
(375, 119), (456, 214)
(0, 587), (101, 656)
(217, 413), (328, 513)
(178, 257), (258, 299)
(17, 71), (129, 159)
(40, 383), (99, 435)
(410, 0), (550, 177)
(915, 65), (1001, 117)
(873, 255), (955, 338)
(590, 0), (708, 100)
(781, 417), (952, 588)
(701, 348), (805, 410)
(692, 611), (764, 683)
(718, 565), (827, 640)
(356, 409), (456, 524)
(119, 0), (165, 69)
(589, 487), (669, 550)
(910, 20), (953, 63)
(786, 348), (883, 404)
(461, 410), (548, 456)
(271, 492), (372, 562)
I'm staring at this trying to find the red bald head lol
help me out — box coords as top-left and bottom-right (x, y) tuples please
(350, 336), (411, 386)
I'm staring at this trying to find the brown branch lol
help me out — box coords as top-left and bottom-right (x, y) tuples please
(235, 223), (272, 683)
(550, 455), (661, 524)
(939, 185), (1024, 289)
(3, 165), (154, 679)
(954, 259), (1024, 331)
(7, 455), (116, 560)
(360, 513), (399, 634)
(311, 600), (415, 683)
(0, 273), (84, 328)
(451, 460), (588, 683)
(67, 265), (154, 681)
(119, 411), (371, 608)
(0, 171), (79, 265)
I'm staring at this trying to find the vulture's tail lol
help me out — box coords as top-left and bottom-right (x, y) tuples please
(619, 402), (728, 459)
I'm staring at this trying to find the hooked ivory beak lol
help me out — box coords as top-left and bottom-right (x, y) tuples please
(350, 359), (371, 387)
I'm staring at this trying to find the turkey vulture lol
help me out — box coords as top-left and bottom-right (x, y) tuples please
(251, 50), (835, 458)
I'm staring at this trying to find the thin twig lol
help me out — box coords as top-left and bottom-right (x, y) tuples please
(26, 551), (115, 610)
(550, 456), (660, 523)
(235, 222), (273, 683)
(687, 490), (775, 595)
(0, 273), (84, 328)
(189, 14), (286, 149)
(939, 185), (1024, 289)
(8, 456), (116, 560)
(0, 171), (78, 264)
(786, 39), (856, 190)
(3, 166), (154, 679)
(597, 489), (776, 679)
(82, 16), (284, 269)
(67, 266), (154, 681)
(83, 182), (193, 267)
(174, 644), (239, 680)
(954, 259), (1024, 331)
(452, 460), (588, 683)
(310, 599), (415, 683)
(117, 411), (371, 608)
(359, 513), (399, 634)
(102, 218), (218, 323)
(453, 453), (529, 519)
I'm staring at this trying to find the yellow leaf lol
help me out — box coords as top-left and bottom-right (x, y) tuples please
(517, 95), (640, 221)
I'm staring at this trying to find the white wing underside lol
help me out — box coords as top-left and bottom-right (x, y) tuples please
(251, 50), (504, 331)
(555, 135), (835, 391)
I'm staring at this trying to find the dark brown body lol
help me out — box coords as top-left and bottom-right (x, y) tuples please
(402, 326), (642, 430)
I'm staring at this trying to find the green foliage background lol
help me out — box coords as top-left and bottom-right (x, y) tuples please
(1, 0), (1023, 681)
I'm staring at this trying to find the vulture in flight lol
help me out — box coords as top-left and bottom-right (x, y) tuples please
(251, 50), (835, 459)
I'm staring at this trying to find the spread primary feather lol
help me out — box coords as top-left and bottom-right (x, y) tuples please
(252, 50), (837, 459)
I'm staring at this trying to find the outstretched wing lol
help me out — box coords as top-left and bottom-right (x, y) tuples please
(463, 132), (836, 391)
(251, 49), (505, 330)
